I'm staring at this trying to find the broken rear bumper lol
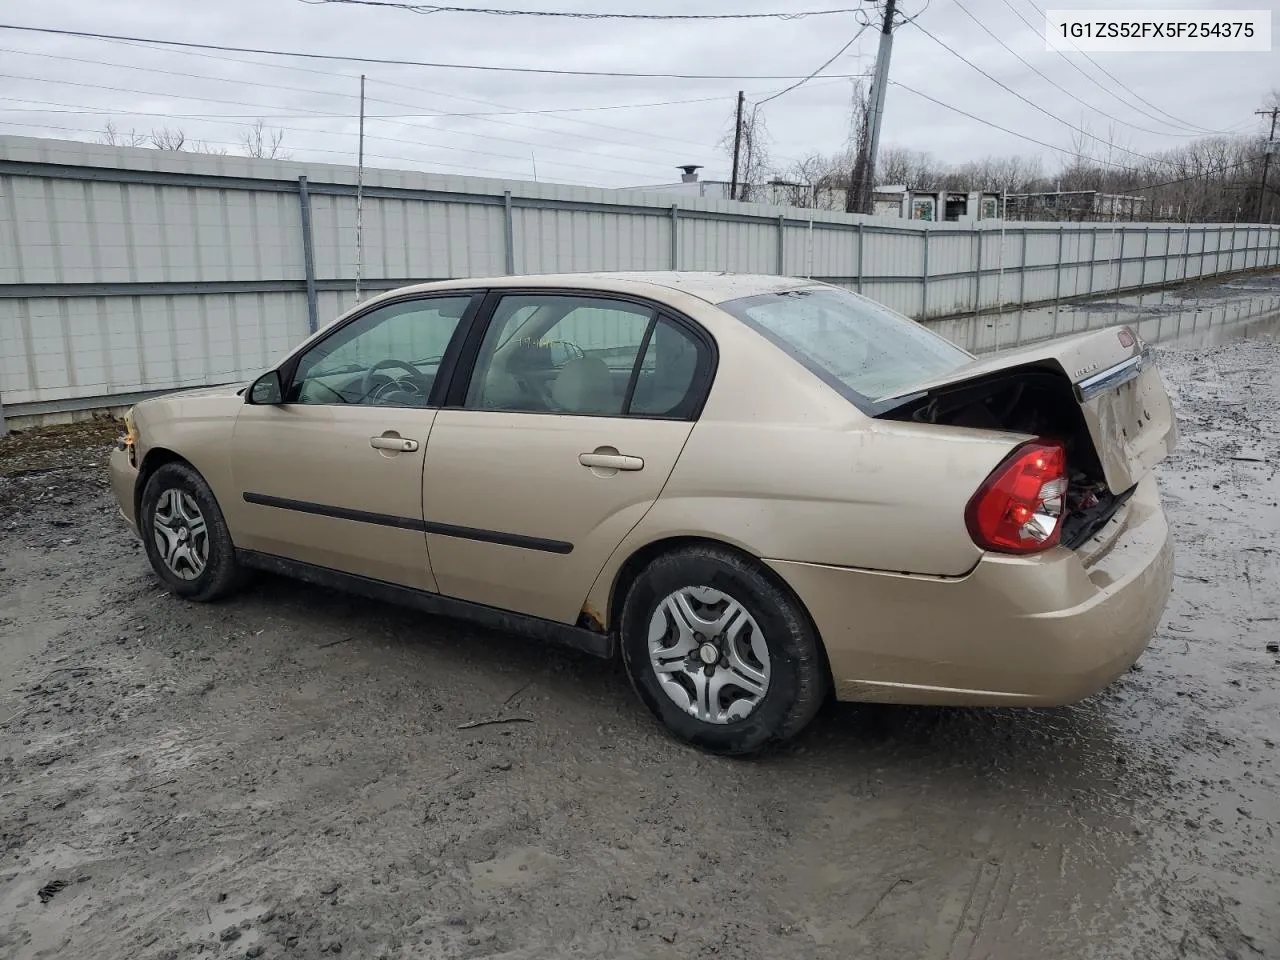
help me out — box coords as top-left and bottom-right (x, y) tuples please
(767, 473), (1174, 707)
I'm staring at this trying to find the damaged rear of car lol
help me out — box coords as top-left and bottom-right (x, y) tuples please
(720, 285), (1176, 706)
(876, 323), (1176, 556)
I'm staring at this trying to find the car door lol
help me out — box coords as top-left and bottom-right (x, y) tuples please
(421, 291), (714, 623)
(231, 293), (480, 591)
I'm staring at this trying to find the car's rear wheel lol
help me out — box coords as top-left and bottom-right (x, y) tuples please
(139, 461), (245, 602)
(620, 545), (826, 755)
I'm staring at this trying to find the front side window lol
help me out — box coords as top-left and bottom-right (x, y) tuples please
(719, 286), (971, 408)
(468, 294), (706, 417)
(288, 296), (473, 407)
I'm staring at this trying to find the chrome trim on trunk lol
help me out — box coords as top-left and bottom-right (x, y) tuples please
(1075, 348), (1150, 402)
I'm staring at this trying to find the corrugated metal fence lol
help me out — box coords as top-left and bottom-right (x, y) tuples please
(3, 135), (1279, 425)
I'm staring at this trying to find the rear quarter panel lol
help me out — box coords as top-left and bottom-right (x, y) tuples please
(583, 304), (1026, 623)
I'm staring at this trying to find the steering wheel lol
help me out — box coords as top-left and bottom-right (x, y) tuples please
(360, 358), (430, 404)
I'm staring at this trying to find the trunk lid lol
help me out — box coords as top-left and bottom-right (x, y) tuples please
(881, 327), (1176, 493)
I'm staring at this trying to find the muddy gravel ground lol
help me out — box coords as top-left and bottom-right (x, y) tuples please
(2, 337), (1278, 960)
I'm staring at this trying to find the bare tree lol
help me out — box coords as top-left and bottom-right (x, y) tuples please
(241, 119), (289, 160)
(143, 127), (228, 156)
(718, 103), (773, 202)
(783, 150), (854, 209)
(148, 127), (188, 151)
(877, 146), (939, 188)
(99, 122), (148, 148)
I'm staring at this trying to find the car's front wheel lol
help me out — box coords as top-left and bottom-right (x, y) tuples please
(620, 545), (826, 755)
(139, 461), (245, 602)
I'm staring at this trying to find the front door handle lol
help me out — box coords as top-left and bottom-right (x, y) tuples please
(370, 435), (419, 452)
(579, 451), (643, 471)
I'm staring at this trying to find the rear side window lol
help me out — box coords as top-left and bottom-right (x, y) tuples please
(719, 286), (970, 409)
(463, 293), (710, 419)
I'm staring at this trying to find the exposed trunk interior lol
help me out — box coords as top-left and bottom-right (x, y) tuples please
(878, 367), (1129, 550)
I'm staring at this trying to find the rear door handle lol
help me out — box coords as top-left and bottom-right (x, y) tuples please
(370, 436), (419, 452)
(579, 452), (643, 471)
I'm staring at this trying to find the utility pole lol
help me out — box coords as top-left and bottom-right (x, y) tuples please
(849, 0), (897, 214)
(729, 90), (745, 201)
(1255, 107), (1278, 223)
(354, 73), (366, 304)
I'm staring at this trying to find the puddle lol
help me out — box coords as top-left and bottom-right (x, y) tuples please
(468, 845), (562, 894)
(928, 273), (1280, 355)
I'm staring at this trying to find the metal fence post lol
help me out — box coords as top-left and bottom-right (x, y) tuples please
(1054, 225), (1064, 308)
(1087, 228), (1098, 295)
(1184, 223), (1192, 280)
(1140, 228), (1150, 286)
(670, 204), (679, 270)
(776, 215), (785, 275)
(1163, 227), (1172, 283)
(921, 230), (930, 317)
(297, 176), (319, 334)
(856, 222), (865, 294)
(1215, 226), (1222, 275)
(1017, 227), (1027, 307)
(973, 227), (982, 315)
(503, 190), (515, 275)
(1114, 225), (1123, 294)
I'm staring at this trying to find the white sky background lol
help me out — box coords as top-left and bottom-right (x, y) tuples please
(0, 0), (1274, 188)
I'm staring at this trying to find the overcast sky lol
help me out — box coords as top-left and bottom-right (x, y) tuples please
(0, 0), (1274, 188)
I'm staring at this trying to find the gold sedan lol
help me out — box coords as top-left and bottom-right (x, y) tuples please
(109, 273), (1176, 754)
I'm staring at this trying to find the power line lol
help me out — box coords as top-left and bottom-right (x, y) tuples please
(909, 19), (1175, 168)
(998, 0), (1226, 136)
(0, 117), (683, 184)
(114, 32), (745, 154)
(890, 78), (1257, 190)
(950, 0), (1206, 140)
(6, 108), (1250, 199)
(0, 43), (744, 122)
(0, 23), (877, 80)
(0, 93), (681, 182)
(3, 33), (859, 169)
(0, 71), (346, 120)
(298, 0), (868, 18)
(0, 74), (694, 180)
(0, 59), (727, 173)
(755, 19), (871, 108)
(0, 42), (735, 162)
(890, 78), (1123, 165)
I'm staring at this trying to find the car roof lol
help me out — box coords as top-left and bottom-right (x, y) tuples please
(368, 272), (824, 307)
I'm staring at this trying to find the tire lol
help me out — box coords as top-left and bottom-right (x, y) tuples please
(139, 461), (246, 602)
(620, 545), (826, 756)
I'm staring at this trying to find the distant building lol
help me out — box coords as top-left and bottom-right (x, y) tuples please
(1005, 190), (1147, 222)
(623, 166), (1004, 222)
(876, 187), (1003, 222)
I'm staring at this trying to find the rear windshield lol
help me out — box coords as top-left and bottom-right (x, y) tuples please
(719, 286), (971, 411)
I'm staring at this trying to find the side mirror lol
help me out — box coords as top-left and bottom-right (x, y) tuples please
(247, 370), (284, 405)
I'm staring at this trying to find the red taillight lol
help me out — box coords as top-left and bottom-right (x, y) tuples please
(965, 441), (1068, 554)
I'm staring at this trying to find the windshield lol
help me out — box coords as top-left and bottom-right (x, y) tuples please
(719, 286), (971, 408)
